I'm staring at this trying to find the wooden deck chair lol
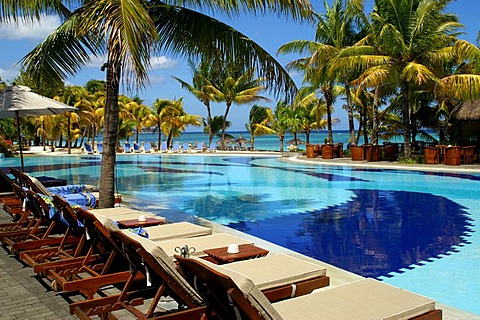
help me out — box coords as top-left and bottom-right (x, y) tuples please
(176, 256), (443, 320)
(0, 169), (16, 199)
(1, 182), (30, 222)
(20, 195), (102, 273)
(1, 191), (78, 254)
(28, 205), (138, 300)
(70, 218), (206, 319)
(122, 228), (328, 303)
(0, 183), (39, 231)
(177, 254), (329, 303)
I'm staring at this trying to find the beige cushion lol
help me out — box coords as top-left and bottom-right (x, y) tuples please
(188, 256), (282, 320)
(273, 278), (436, 320)
(91, 207), (142, 216)
(121, 231), (203, 305)
(152, 233), (253, 258)
(188, 253), (325, 292)
(220, 254), (326, 291)
(143, 222), (212, 241)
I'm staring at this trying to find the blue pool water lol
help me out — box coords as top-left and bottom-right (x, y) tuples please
(1, 154), (478, 314)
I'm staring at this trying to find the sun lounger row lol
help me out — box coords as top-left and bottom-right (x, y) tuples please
(0, 184), (442, 319)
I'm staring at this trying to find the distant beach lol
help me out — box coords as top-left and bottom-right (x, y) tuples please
(98, 130), (411, 152)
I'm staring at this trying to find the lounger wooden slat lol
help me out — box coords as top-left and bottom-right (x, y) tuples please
(29, 204), (132, 299)
(70, 216), (207, 319)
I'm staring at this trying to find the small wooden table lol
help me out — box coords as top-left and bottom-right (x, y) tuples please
(204, 244), (269, 264)
(116, 217), (165, 229)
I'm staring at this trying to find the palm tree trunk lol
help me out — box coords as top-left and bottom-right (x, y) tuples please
(157, 125), (162, 149)
(67, 115), (71, 154)
(371, 89), (380, 145)
(402, 88), (411, 157)
(221, 103), (232, 150)
(324, 86), (334, 144)
(99, 58), (121, 208)
(345, 82), (357, 146)
(206, 103), (214, 145)
(279, 134), (285, 152)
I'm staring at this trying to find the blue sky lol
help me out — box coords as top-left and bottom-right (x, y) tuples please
(0, 1), (478, 131)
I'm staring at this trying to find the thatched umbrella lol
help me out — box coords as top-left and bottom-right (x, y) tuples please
(450, 101), (480, 146)
(450, 101), (480, 120)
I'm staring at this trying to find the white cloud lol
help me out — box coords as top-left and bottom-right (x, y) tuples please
(0, 15), (60, 40)
(0, 67), (20, 82)
(148, 74), (167, 85)
(150, 56), (177, 70)
(86, 54), (106, 68)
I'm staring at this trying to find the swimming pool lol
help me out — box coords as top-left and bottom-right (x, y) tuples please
(1, 154), (478, 314)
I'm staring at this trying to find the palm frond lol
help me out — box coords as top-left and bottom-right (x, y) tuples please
(401, 62), (436, 86)
(435, 74), (480, 101)
(149, 5), (299, 102)
(19, 14), (102, 87)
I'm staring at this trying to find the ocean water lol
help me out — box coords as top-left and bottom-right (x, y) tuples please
(112, 130), (405, 151)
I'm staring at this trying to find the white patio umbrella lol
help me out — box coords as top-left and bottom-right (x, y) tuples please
(0, 85), (77, 171)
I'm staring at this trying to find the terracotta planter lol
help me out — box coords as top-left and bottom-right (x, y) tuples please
(424, 146), (439, 164)
(444, 146), (462, 165)
(364, 145), (381, 162)
(306, 144), (315, 158)
(321, 144), (334, 159)
(384, 144), (399, 161)
(351, 145), (364, 161)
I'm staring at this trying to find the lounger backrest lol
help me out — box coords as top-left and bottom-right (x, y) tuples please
(24, 174), (52, 196)
(109, 229), (204, 306)
(51, 195), (85, 236)
(176, 255), (282, 320)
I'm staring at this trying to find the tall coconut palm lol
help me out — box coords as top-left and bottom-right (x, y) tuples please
(270, 101), (293, 152)
(145, 98), (179, 148)
(279, 0), (366, 145)
(173, 60), (220, 146)
(337, 0), (465, 156)
(210, 67), (271, 149)
(246, 105), (275, 150)
(18, 0), (313, 208)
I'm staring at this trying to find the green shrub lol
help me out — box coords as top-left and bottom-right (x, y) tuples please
(397, 154), (423, 164)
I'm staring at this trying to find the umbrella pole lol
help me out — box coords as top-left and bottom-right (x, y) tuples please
(15, 111), (25, 172)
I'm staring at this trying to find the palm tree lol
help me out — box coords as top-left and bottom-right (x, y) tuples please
(338, 0), (464, 156)
(210, 67), (271, 149)
(279, 0), (366, 145)
(173, 60), (220, 146)
(125, 99), (152, 143)
(246, 105), (275, 150)
(269, 101), (293, 152)
(145, 98), (178, 148)
(18, 0), (313, 208)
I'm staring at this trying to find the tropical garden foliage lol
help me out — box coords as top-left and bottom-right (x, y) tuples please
(2, 0), (480, 205)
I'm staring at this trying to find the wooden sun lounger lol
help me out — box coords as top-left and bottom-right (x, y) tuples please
(120, 225), (330, 302)
(70, 217), (206, 319)
(0, 183), (37, 230)
(20, 195), (100, 272)
(26, 204), (134, 299)
(1, 191), (78, 254)
(177, 257), (443, 320)
(178, 254), (330, 303)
